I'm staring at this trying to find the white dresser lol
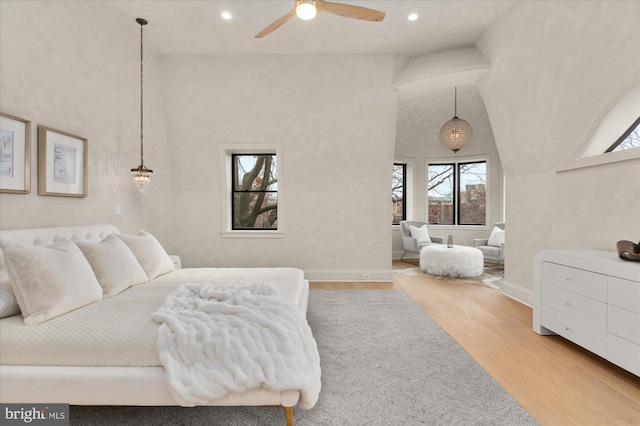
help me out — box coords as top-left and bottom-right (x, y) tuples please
(533, 250), (640, 376)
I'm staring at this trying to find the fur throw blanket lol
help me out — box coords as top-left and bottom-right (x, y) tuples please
(152, 283), (321, 409)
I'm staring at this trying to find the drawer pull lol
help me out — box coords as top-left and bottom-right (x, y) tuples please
(564, 301), (572, 307)
(564, 277), (572, 283)
(564, 325), (571, 331)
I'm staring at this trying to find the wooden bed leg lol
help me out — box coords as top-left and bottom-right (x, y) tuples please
(282, 405), (293, 426)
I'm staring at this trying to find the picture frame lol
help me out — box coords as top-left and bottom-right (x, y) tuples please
(0, 112), (31, 194)
(38, 125), (88, 197)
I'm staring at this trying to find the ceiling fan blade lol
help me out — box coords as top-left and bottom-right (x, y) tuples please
(316, 0), (385, 22)
(255, 8), (297, 38)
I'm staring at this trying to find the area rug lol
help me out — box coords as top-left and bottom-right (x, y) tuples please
(394, 265), (503, 289)
(71, 290), (537, 426)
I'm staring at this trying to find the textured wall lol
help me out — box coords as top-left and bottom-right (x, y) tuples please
(477, 0), (640, 299)
(160, 54), (398, 279)
(0, 1), (175, 250)
(393, 85), (504, 256)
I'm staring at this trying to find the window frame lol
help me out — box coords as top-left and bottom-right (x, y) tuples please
(427, 162), (456, 226)
(219, 144), (284, 239)
(456, 160), (487, 226)
(392, 158), (415, 226)
(392, 162), (407, 225)
(427, 157), (488, 227)
(231, 153), (278, 231)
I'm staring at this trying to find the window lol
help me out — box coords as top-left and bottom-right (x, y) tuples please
(458, 162), (486, 225)
(427, 164), (454, 225)
(392, 163), (406, 225)
(219, 144), (283, 238)
(606, 117), (640, 153)
(427, 160), (486, 226)
(558, 78), (640, 171)
(232, 154), (277, 230)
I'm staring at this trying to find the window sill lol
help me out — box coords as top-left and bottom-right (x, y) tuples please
(558, 147), (640, 172)
(221, 231), (284, 239)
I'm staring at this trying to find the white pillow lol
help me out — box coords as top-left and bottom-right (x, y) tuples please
(0, 279), (20, 318)
(409, 224), (432, 244)
(0, 239), (103, 325)
(75, 234), (148, 297)
(117, 231), (174, 280)
(487, 227), (505, 247)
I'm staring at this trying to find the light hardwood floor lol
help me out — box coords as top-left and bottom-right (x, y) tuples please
(310, 260), (640, 426)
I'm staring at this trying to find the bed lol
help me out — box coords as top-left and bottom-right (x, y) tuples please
(0, 224), (316, 425)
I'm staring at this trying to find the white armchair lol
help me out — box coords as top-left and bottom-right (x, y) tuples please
(399, 221), (445, 262)
(473, 222), (505, 265)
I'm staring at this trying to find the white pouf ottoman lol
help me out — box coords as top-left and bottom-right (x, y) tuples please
(420, 245), (484, 278)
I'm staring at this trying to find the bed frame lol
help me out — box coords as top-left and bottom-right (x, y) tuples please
(0, 225), (305, 425)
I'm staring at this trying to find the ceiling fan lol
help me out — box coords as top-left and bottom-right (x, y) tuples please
(255, 0), (385, 38)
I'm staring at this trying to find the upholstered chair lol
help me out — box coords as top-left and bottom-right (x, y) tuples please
(472, 222), (505, 265)
(399, 221), (445, 262)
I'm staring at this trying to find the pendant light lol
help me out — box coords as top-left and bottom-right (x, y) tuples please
(131, 18), (153, 192)
(439, 87), (472, 153)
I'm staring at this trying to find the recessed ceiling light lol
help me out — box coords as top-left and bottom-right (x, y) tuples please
(408, 13), (418, 21)
(221, 12), (232, 20)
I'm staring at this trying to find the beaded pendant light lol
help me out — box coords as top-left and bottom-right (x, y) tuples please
(439, 87), (472, 153)
(131, 18), (153, 192)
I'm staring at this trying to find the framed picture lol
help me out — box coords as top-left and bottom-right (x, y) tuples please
(0, 112), (31, 194)
(38, 125), (88, 197)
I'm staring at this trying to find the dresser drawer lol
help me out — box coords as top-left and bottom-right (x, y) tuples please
(540, 305), (607, 357)
(608, 305), (640, 345)
(607, 333), (640, 376)
(541, 283), (606, 325)
(540, 262), (607, 301)
(608, 276), (640, 313)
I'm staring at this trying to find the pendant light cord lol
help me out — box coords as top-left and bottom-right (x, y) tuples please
(139, 20), (145, 168)
(454, 86), (457, 118)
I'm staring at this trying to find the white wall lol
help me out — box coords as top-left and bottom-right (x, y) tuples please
(0, 1), (175, 250)
(477, 0), (640, 302)
(7, 1), (633, 293)
(393, 85), (504, 259)
(160, 54), (398, 280)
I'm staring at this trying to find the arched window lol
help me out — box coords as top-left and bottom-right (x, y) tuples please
(559, 74), (640, 171)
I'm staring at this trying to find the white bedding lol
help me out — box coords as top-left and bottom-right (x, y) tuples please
(154, 283), (321, 409)
(0, 268), (306, 367)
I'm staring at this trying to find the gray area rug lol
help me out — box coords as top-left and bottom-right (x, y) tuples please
(71, 290), (537, 426)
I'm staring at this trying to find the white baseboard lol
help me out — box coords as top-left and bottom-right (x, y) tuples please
(501, 280), (533, 307)
(304, 269), (394, 282)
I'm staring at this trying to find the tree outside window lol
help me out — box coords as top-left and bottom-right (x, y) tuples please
(392, 163), (406, 225)
(458, 162), (486, 225)
(428, 161), (486, 226)
(427, 164), (454, 225)
(606, 117), (640, 153)
(232, 154), (277, 230)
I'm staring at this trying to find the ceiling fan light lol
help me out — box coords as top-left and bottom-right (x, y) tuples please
(296, 1), (317, 20)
